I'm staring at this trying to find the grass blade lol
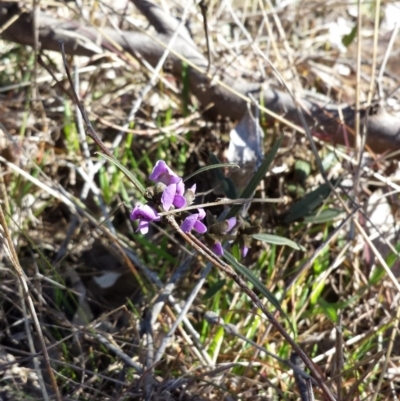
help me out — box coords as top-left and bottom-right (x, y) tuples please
(223, 251), (292, 327)
(183, 163), (239, 182)
(302, 208), (344, 224)
(97, 152), (145, 196)
(281, 180), (338, 223)
(252, 233), (306, 251)
(208, 153), (238, 199)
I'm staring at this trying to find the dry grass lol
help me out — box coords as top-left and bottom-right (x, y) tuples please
(0, 0), (400, 400)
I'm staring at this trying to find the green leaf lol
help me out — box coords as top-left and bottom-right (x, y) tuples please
(317, 299), (338, 323)
(342, 24), (358, 48)
(302, 208), (344, 224)
(287, 184), (305, 197)
(223, 251), (292, 329)
(294, 160), (310, 184)
(310, 280), (325, 305)
(227, 135), (283, 218)
(321, 152), (337, 172)
(208, 153), (238, 199)
(252, 233), (306, 251)
(97, 152), (145, 195)
(203, 280), (226, 300)
(368, 266), (385, 286)
(370, 243), (400, 285)
(99, 166), (111, 204)
(183, 163), (239, 182)
(133, 234), (176, 264)
(385, 243), (400, 268)
(281, 180), (338, 223)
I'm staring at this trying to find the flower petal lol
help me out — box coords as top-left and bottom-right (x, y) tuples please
(173, 194), (187, 208)
(193, 220), (207, 234)
(140, 204), (160, 221)
(212, 242), (224, 256)
(242, 246), (249, 258)
(161, 184), (176, 211)
(131, 204), (160, 234)
(226, 217), (237, 232)
(130, 205), (141, 221)
(130, 204), (160, 221)
(137, 219), (149, 234)
(197, 208), (206, 220)
(149, 160), (181, 185)
(149, 160), (168, 181)
(181, 214), (198, 233)
(176, 180), (185, 195)
(161, 173), (181, 185)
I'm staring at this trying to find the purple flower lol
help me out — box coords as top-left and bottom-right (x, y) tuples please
(150, 160), (186, 211)
(161, 181), (186, 211)
(181, 208), (207, 234)
(225, 217), (237, 232)
(212, 242), (224, 256)
(130, 204), (160, 234)
(210, 217), (237, 256)
(150, 160), (181, 185)
(242, 246), (249, 258)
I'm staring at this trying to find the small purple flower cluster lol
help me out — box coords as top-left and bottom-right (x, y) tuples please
(130, 160), (206, 235)
(130, 160), (246, 258)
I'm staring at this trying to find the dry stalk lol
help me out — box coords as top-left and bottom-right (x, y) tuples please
(0, 203), (62, 401)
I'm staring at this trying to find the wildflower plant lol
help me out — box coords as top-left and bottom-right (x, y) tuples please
(130, 160), (209, 237)
(60, 40), (335, 399)
(128, 156), (313, 369)
(130, 160), (270, 259)
(103, 147), (312, 344)
(102, 144), (326, 396)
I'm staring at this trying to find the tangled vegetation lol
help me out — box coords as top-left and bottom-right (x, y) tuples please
(0, 0), (400, 400)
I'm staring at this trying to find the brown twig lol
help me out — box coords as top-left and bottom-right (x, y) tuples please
(198, 0), (211, 74)
(58, 41), (114, 158)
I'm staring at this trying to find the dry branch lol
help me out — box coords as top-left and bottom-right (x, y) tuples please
(1, 1), (400, 155)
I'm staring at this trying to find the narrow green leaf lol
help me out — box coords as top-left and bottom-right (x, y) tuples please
(223, 251), (292, 328)
(369, 266), (385, 286)
(281, 180), (338, 223)
(317, 299), (338, 323)
(342, 24), (357, 48)
(203, 280), (226, 300)
(208, 153), (237, 199)
(384, 243), (400, 268)
(227, 135), (283, 218)
(370, 243), (400, 285)
(97, 152), (145, 195)
(133, 234), (176, 264)
(252, 233), (306, 251)
(310, 280), (325, 305)
(99, 166), (111, 204)
(303, 208), (344, 224)
(183, 163), (240, 182)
